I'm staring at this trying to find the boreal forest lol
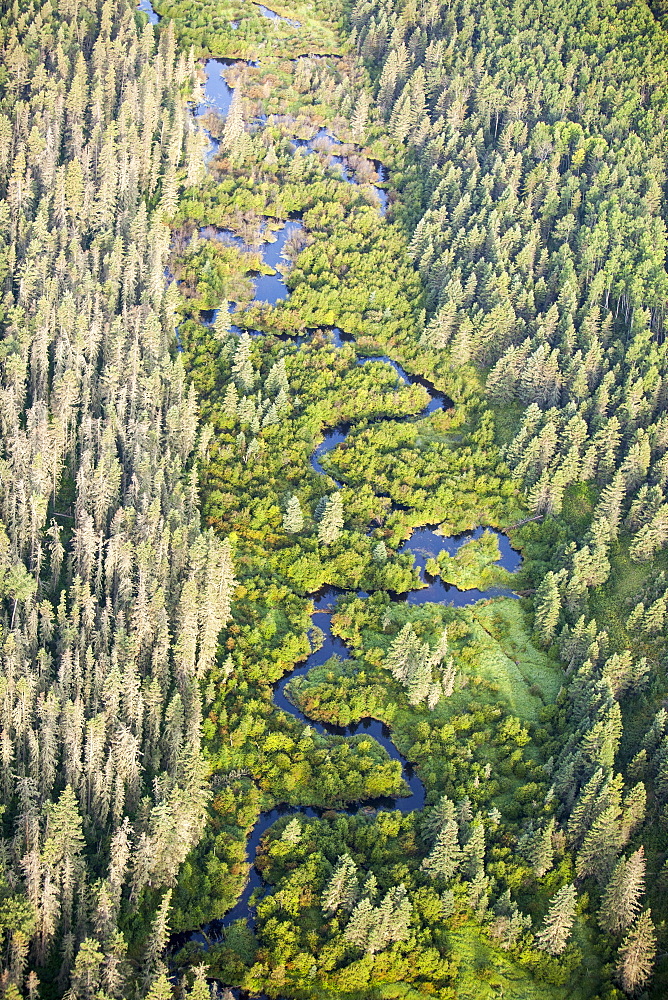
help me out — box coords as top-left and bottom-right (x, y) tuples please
(1, 0), (668, 997)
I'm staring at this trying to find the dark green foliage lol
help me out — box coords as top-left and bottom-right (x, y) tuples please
(5, 0), (668, 996)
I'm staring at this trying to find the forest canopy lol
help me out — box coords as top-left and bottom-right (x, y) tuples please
(1, 0), (668, 998)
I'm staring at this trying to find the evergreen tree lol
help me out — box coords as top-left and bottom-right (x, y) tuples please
(231, 333), (255, 392)
(283, 496), (304, 534)
(534, 571), (562, 646)
(223, 88), (246, 158)
(421, 815), (461, 881)
(372, 541), (387, 563)
(576, 805), (624, 884)
(345, 885), (412, 955)
(616, 910), (656, 995)
(421, 795), (457, 844)
(317, 494), (344, 546)
(599, 849), (646, 936)
(322, 855), (359, 916)
(461, 821), (485, 880)
(140, 890), (172, 992)
(343, 897), (375, 950)
(519, 818), (555, 878)
(535, 884), (577, 956)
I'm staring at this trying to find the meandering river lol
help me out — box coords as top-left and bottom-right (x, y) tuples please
(142, 5), (522, 986)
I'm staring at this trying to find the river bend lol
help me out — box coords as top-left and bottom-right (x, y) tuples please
(152, 19), (523, 988)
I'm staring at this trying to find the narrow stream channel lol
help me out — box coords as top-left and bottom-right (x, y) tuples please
(151, 11), (523, 990)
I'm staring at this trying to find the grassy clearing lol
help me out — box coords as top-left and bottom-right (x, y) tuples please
(462, 600), (562, 723)
(153, 0), (343, 57)
(449, 922), (599, 1000)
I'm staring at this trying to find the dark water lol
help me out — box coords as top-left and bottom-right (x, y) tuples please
(255, 221), (304, 302)
(374, 163), (389, 215)
(196, 59), (388, 215)
(311, 427), (348, 481)
(173, 583), (427, 953)
(330, 326), (354, 347)
(172, 340), (521, 955)
(396, 526), (520, 606)
(311, 352), (453, 489)
(194, 59), (239, 162)
(290, 127), (342, 152)
(137, 0), (159, 24)
(174, 41), (521, 980)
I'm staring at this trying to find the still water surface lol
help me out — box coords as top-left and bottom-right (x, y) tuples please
(164, 24), (523, 993)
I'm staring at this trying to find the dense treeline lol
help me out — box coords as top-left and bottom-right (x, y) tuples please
(4, 0), (668, 997)
(162, 14), (597, 1000)
(348, 0), (668, 993)
(133, 0), (668, 994)
(0, 2), (235, 997)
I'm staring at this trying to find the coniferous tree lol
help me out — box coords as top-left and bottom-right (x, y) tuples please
(535, 884), (577, 956)
(372, 541), (387, 563)
(616, 910), (656, 995)
(520, 818), (555, 878)
(223, 88), (246, 158)
(231, 333), (255, 392)
(421, 813), (461, 881)
(534, 571), (562, 646)
(317, 494), (344, 546)
(322, 855), (359, 916)
(283, 496), (304, 534)
(599, 849), (646, 936)
(140, 891), (172, 993)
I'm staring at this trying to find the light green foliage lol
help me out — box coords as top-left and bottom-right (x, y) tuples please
(5, 0), (668, 996)
(322, 854), (359, 915)
(427, 530), (512, 592)
(152, 0), (343, 58)
(317, 493), (344, 546)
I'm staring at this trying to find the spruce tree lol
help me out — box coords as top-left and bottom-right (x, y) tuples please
(461, 821), (485, 880)
(317, 493), (344, 546)
(140, 890), (172, 992)
(535, 884), (577, 956)
(616, 910), (656, 995)
(534, 571), (562, 646)
(520, 818), (555, 878)
(343, 898), (374, 950)
(576, 804), (623, 883)
(599, 848), (646, 936)
(421, 795), (457, 845)
(231, 332), (255, 392)
(372, 540), (387, 563)
(283, 496), (304, 534)
(421, 815), (461, 880)
(223, 88), (246, 158)
(322, 855), (359, 916)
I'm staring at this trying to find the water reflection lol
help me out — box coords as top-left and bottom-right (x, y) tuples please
(289, 128), (389, 215)
(137, 0), (159, 24)
(256, 3), (301, 26)
(198, 59), (236, 119)
(203, 220), (305, 304)
(176, 28), (522, 967)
